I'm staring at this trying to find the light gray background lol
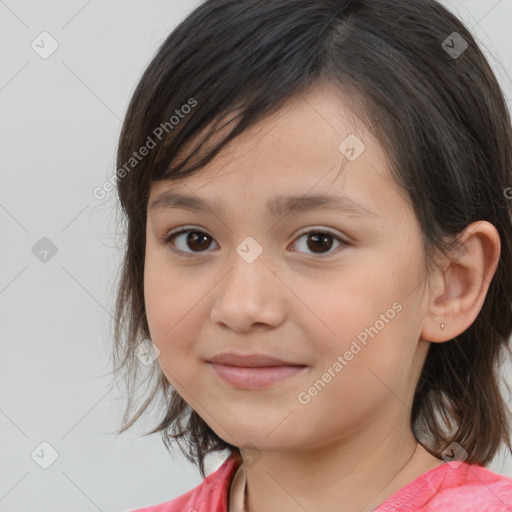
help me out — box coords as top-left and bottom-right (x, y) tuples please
(1, 1), (511, 511)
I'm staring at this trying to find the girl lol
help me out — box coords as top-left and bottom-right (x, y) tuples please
(112, 0), (512, 510)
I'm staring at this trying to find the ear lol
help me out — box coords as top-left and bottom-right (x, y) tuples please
(420, 221), (501, 343)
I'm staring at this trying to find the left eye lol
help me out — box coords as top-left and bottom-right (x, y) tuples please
(163, 228), (346, 257)
(292, 229), (345, 256)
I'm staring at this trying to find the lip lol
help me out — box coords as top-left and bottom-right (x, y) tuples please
(206, 352), (308, 389)
(208, 362), (308, 389)
(207, 352), (304, 367)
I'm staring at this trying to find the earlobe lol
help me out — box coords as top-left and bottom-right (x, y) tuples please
(420, 221), (501, 343)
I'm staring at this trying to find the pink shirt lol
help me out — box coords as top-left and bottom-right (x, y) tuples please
(131, 450), (512, 511)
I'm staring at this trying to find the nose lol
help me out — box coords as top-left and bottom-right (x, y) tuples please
(209, 245), (287, 333)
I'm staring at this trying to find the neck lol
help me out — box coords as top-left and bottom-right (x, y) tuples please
(239, 423), (442, 512)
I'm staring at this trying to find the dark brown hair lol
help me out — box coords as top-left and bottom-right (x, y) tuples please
(111, 0), (512, 478)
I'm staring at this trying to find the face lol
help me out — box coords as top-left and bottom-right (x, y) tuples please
(144, 82), (432, 453)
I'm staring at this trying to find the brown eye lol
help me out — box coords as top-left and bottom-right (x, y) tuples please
(165, 229), (217, 254)
(163, 227), (346, 258)
(291, 230), (345, 256)
(306, 233), (334, 253)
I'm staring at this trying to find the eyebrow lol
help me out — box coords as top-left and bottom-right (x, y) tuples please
(148, 191), (378, 219)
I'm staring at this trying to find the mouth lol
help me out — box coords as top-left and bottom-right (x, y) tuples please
(207, 362), (308, 389)
(206, 352), (305, 367)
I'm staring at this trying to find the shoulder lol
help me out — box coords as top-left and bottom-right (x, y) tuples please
(377, 461), (512, 512)
(129, 450), (242, 512)
(428, 462), (512, 511)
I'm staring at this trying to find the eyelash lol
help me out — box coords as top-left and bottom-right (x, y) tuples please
(162, 226), (348, 258)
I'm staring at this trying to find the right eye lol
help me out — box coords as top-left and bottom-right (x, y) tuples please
(164, 227), (219, 255)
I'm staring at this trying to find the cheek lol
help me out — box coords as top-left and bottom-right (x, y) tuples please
(295, 311), (413, 441)
(292, 263), (401, 345)
(295, 263), (417, 388)
(144, 252), (192, 352)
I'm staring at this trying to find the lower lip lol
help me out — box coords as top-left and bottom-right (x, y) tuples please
(208, 362), (307, 389)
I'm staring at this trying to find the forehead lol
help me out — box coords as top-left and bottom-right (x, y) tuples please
(148, 82), (410, 220)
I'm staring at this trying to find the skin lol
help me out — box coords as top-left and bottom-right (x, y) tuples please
(144, 81), (501, 512)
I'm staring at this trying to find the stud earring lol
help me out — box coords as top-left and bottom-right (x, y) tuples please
(440, 323), (445, 330)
